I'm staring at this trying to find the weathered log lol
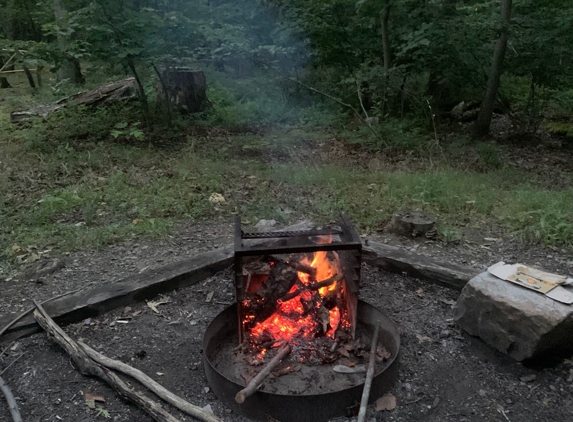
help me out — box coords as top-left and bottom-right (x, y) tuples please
(250, 262), (299, 324)
(156, 69), (211, 114)
(386, 210), (436, 237)
(78, 341), (221, 422)
(0, 221), (313, 344)
(10, 77), (138, 123)
(235, 343), (291, 404)
(33, 301), (181, 422)
(281, 274), (343, 302)
(362, 241), (477, 291)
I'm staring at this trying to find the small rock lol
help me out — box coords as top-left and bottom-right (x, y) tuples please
(440, 330), (451, 338)
(520, 374), (537, 383)
(255, 219), (277, 232)
(204, 387), (210, 394)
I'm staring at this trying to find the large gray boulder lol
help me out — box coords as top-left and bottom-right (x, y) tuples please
(454, 271), (573, 361)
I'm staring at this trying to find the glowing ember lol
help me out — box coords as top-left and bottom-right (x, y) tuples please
(243, 235), (350, 350)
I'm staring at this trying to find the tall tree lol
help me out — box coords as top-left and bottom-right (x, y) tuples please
(54, 0), (84, 84)
(474, 0), (512, 138)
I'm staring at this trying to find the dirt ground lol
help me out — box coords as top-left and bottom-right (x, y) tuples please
(1, 222), (573, 422)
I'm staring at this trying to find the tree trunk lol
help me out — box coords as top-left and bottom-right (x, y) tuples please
(381, 4), (391, 117)
(54, 0), (84, 84)
(474, 0), (512, 138)
(156, 69), (211, 114)
(22, 64), (35, 88)
(0, 56), (11, 88)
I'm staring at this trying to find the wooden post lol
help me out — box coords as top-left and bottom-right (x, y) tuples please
(22, 65), (35, 88)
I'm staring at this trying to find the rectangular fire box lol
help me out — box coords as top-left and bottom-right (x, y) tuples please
(233, 213), (362, 346)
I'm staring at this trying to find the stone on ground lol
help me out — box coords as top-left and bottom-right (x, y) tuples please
(454, 271), (573, 361)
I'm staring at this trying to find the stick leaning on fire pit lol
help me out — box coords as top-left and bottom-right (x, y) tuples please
(235, 342), (292, 404)
(357, 323), (380, 422)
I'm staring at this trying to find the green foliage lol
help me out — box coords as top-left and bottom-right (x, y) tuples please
(111, 122), (144, 141)
(475, 142), (502, 170)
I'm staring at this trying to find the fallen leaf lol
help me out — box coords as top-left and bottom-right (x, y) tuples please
(147, 296), (171, 314)
(85, 393), (105, 403)
(415, 333), (433, 343)
(208, 193), (226, 205)
(376, 393), (397, 411)
(85, 393), (105, 409)
(376, 345), (391, 362)
(132, 218), (144, 225)
(337, 347), (350, 358)
(205, 291), (214, 303)
(416, 288), (424, 297)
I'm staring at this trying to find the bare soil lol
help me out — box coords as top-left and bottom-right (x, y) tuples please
(1, 224), (573, 422)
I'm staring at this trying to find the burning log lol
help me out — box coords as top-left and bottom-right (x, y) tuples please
(235, 343), (291, 404)
(249, 262), (299, 324)
(281, 274), (344, 302)
(269, 255), (317, 278)
(357, 324), (380, 422)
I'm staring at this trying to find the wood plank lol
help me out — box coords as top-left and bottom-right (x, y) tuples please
(1, 225), (476, 345)
(362, 241), (477, 291)
(0, 245), (233, 344)
(0, 221), (315, 344)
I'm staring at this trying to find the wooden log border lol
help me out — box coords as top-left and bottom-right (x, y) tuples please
(1, 239), (478, 345)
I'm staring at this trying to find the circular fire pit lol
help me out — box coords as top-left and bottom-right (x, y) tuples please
(203, 300), (400, 422)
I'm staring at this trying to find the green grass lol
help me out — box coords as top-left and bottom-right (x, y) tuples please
(2, 71), (573, 276)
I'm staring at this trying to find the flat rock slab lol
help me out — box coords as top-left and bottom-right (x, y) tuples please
(454, 271), (573, 361)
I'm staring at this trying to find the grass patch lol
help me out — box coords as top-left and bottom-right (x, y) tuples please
(2, 74), (573, 276)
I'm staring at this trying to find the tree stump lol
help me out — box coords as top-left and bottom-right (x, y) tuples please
(386, 210), (436, 237)
(156, 69), (211, 114)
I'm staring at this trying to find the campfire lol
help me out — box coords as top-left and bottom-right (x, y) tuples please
(201, 214), (400, 422)
(234, 215), (361, 363)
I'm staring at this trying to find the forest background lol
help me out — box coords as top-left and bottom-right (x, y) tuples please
(1, 0), (573, 277)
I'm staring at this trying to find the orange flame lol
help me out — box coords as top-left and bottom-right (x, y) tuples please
(245, 234), (348, 347)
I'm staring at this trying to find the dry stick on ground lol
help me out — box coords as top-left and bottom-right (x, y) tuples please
(286, 77), (389, 148)
(0, 283), (95, 339)
(357, 323), (381, 422)
(78, 341), (221, 422)
(0, 375), (22, 422)
(32, 300), (181, 422)
(235, 342), (292, 404)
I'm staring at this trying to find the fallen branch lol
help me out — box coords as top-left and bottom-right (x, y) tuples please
(235, 342), (291, 404)
(0, 283), (95, 340)
(281, 274), (344, 302)
(32, 300), (181, 422)
(0, 375), (22, 422)
(78, 341), (221, 422)
(357, 323), (380, 422)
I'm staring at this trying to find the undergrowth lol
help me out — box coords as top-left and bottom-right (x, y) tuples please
(2, 71), (573, 277)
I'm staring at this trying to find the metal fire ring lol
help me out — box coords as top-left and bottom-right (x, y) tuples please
(203, 300), (400, 422)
